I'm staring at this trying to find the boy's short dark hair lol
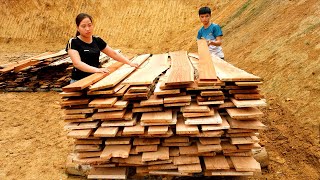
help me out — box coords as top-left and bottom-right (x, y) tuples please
(198, 7), (211, 16)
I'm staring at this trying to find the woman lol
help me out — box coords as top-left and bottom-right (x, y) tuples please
(66, 13), (138, 83)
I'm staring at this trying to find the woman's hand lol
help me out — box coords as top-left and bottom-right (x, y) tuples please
(129, 62), (139, 68)
(97, 67), (110, 74)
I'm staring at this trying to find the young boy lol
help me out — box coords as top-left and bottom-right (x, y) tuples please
(197, 7), (225, 59)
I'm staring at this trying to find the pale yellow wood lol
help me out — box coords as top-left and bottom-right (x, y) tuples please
(123, 123), (145, 135)
(148, 126), (169, 135)
(154, 79), (180, 95)
(140, 95), (164, 106)
(67, 129), (92, 138)
(230, 136), (259, 145)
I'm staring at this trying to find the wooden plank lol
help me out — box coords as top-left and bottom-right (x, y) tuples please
(63, 72), (108, 92)
(165, 51), (194, 85)
(88, 97), (117, 108)
(140, 109), (172, 123)
(132, 106), (163, 113)
(149, 170), (191, 176)
(148, 163), (177, 170)
(183, 108), (214, 118)
(173, 156), (200, 165)
(154, 80), (180, 95)
(64, 114), (87, 120)
(59, 91), (83, 97)
(164, 95), (191, 104)
(142, 146), (169, 162)
(101, 115), (137, 127)
(162, 142), (192, 147)
(204, 169), (253, 176)
(176, 115), (199, 135)
(87, 84), (125, 95)
(76, 151), (102, 158)
(197, 39), (217, 81)
(230, 136), (259, 145)
(67, 129), (92, 138)
(89, 54), (150, 91)
(199, 137), (221, 145)
(122, 53), (169, 85)
(105, 138), (131, 145)
(148, 126), (169, 135)
(92, 109), (126, 120)
(227, 117), (266, 129)
(185, 110), (222, 125)
(127, 86), (149, 93)
(164, 136), (189, 143)
(136, 145), (158, 153)
(123, 123), (145, 135)
(74, 144), (101, 152)
(234, 93), (264, 100)
(74, 139), (103, 145)
(133, 138), (160, 145)
(169, 147), (180, 157)
(60, 98), (90, 107)
(140, 113), (177, 126)
(201, 116), (230, 130)
(180, 102), (210, 113)
(64, 121), (99, 130)
(164, 102), (190, 107)
(200, 90), (224, 96)
(88, 167), (127, 179)
(178, 163), (202, 173)
(226, 107), (263, 120)
(64, 108), (95, 115)
(230, 98), (266, 108)
(236, 81), (263, 86)
(230, 156), (261, 172)
(98, 107), (125, 112)
(100, 145), (131, 159)
(229, 89), (260, 94)
(197, 100), (224, 105)
(204, 155), (230, 170)
(140, 95), (164, 106)
(196, 141), (222, 152)
(94, 127), (119, 137)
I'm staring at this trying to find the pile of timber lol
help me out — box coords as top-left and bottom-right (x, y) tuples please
(61, 39), (267, 179)
(0, 50), (110, 92)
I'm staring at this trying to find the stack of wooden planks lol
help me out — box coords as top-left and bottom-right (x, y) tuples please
(61, 41), (266, 179)
(0, 50), (111, 92)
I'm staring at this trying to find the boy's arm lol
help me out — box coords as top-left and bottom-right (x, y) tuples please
(208, 36), (222, 46)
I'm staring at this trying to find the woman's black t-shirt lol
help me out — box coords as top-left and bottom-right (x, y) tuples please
(66, 36), (107, 80)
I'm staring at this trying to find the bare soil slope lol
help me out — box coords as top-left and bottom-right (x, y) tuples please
(0, 0), (319, 179)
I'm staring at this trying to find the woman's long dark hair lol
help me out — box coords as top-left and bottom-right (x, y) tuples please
(75, 13), (93, 36)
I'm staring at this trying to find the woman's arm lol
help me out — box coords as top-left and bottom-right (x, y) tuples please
(101, 46), (138, 68)
(68, 49), (109, 73)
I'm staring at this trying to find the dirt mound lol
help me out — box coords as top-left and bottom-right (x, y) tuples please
(0, 0), (319, 179)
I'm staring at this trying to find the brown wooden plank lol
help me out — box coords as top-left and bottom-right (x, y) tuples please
(140, 109), (173, 123)
(204, 155), (230, 170)
(64, 121), (99, 130)
(196, 141), (222, 153)
(60, 98), (90, 107)
(87, 84), (125, 95)
(234, 93), (264, 100)
(93, 127), (119, 137)
(133, 138), (160, 145)
(92, 109), (126, 120)
(142, 146), (169, 162)
(178, 163), (202, 173)
(235, 81), (263, 86)
(67, 129), (92, 138)
(164, 95), (191, 104)
(173, 156), (200, 165)
(89, 54), (150, 91)
(136, 145), (158, 153)
(204, 169), (253, 176)
(230, 98), (266, 107)
(199, 137), (221, 145)
(88, 97), (117, 108)
(226, 107), (263, 120)
(147, 126), (169, 135)
(133, 106), (163, 113)
(230, 156), (261, 172)
(197, 39), (217, 81)
(140, 95), (164, 106)
(201, 116), (230, 130)
(180, 102), (210, 113)
(105, 137), (131, 145)
(100, 145), (131, 159)
(122, 53), (169, 85)
(227, 117), (266, 129)
(123, 123), (145, 135)
(166, 51), (194, 85)
(88, 167), (127, 179)
(101, 115), (137, 127)
(230, 136), (259, 145)
(184, 110), (222, 125)
(229, 89), (260, 94)
(176, 115), (199, 135)
(64, 108), (95, 115)
(183, 108), (214, 118)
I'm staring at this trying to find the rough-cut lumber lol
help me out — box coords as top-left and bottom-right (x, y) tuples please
(199, 137), (221, 145)
(140, 95), (164, 106)
(94, 127), (119, 137)
(201, 116), (230, 131)
(184, 110), (222, 125)
(178, 163), (202, 173)
(235, 81), (263, 86)
(89, 54), (150, 91)
(140, 110), (173, 123)
(230, 98), (267, 107)
(100, 144), (131, 159)
(204, 155), (230, 170)
(227, 117), (266, 129)
(176, 115), (199, 135)
(180, 102), (210, 113)
(173, 156), (200, 165)
(122, 53), (169, 85)
(230, 156), (261, 172)
(165, 51), (194, 85)
(197, 39), (217, 81)
(67, 129), (93, 138)
(148, 126), (169, 135)
(88, 167), (127, 179)
(142, 146), (169, 162)
(226, 107), (263, 120)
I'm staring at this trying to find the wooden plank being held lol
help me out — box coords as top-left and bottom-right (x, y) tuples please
(165, 51), (194, 85)
(197, 39), (217, 81)
(122, 53), (169, 85)
(89, 54), (150, 91)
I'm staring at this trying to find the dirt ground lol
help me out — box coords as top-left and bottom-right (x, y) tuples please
(0, 0), (319, 179)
